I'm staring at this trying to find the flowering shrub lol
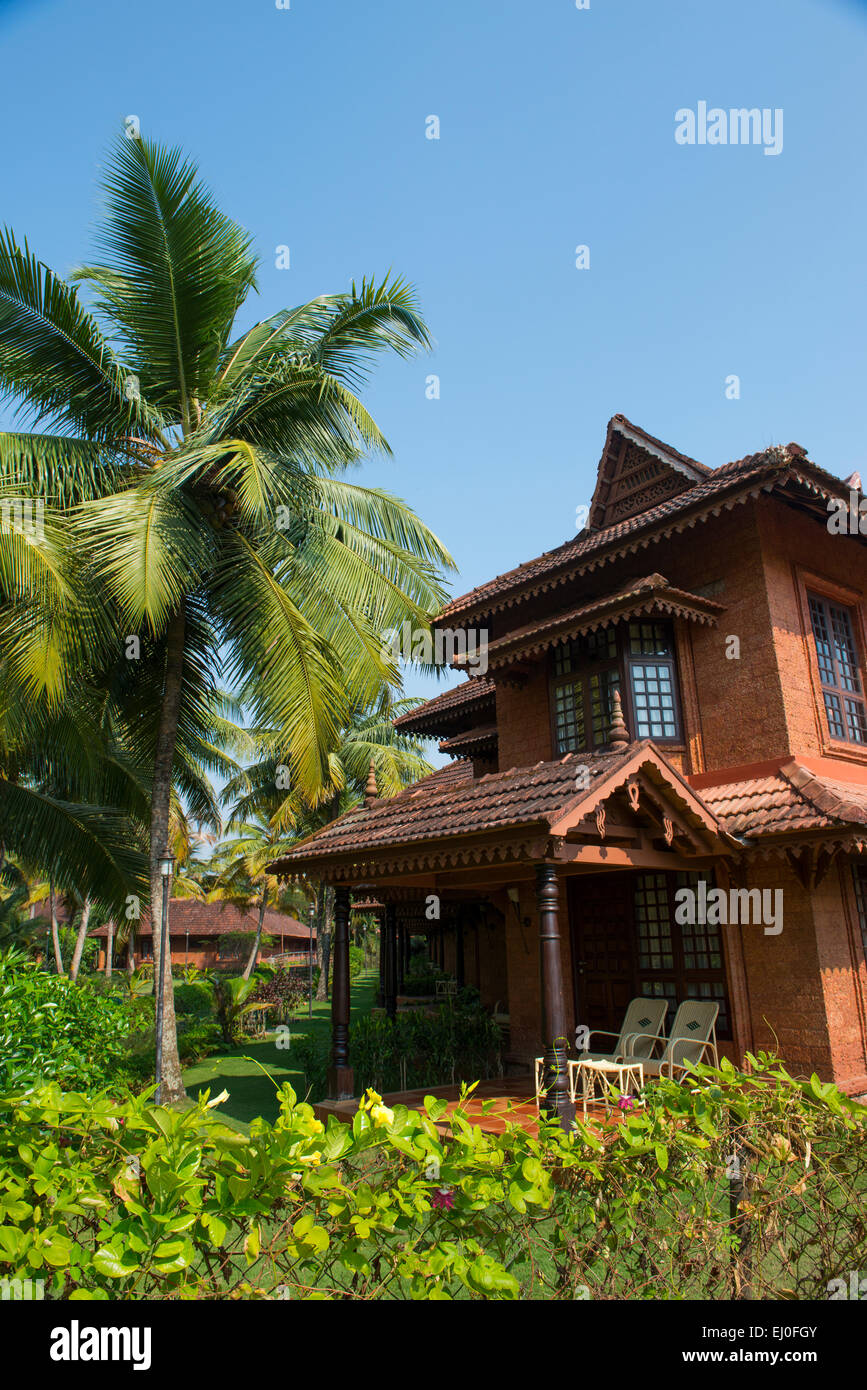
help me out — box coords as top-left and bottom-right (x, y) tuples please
(0, 1053), (863, 1300)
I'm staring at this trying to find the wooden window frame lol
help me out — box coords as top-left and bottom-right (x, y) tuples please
(633, 870), (732, 1039)
(794, 566), (867, 765)
(548, 619), (685, 754)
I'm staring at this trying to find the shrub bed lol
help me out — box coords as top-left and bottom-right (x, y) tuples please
(0, 1054), (864, 1300)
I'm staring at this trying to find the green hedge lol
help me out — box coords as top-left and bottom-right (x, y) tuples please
(0, 954), (133, 1090)
(0, 1054), (864, 1300)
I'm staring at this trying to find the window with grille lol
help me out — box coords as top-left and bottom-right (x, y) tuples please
(808, 593), (867, 744)
(549, 620), (681, 753)
(633, 871), (730, 1036)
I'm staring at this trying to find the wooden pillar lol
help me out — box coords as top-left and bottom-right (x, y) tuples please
(385, 904), (398, 1020)
(455, 909), (465, 989)
(397, 924), (406, 992)
(377, 910), (386, 1006)
(327, 887), (353, 1099)
(536, 863), (574, 1128)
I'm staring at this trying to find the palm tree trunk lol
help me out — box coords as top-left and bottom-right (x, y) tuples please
(69, 897), (92, 980)
(49, 878), (64, 975)
(315, 884), (334, 1001)
(149, 607), (187, 1104)
(242, 887), (269, 980)
(105, 919), (114, 978)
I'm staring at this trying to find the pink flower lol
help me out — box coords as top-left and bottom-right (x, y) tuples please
(431, 1187), (455, 1210)
(618, 1094), (635, 1111)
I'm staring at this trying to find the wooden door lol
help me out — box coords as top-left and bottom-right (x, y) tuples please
(568, 873), (636, 1038)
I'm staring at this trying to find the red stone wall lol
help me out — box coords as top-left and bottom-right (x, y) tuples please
(495, 669), (554, 771)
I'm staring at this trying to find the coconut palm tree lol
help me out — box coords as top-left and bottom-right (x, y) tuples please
(225, 692), (433, 998)
(0, 131), (454, 1100)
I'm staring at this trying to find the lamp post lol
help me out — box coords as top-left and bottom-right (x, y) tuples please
(308, 901), (316, 1018)
(154, 855), (174, 1104)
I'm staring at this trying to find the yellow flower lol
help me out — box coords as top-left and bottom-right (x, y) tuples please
(370, 1103), (395, 1128)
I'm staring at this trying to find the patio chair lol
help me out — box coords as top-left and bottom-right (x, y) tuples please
(620, 998), (719, 1081)
(574, 997), (669, 1065)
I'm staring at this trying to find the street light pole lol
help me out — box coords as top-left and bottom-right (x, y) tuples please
(308, 901), (315, 1018)
(155, 855), (174, 1104)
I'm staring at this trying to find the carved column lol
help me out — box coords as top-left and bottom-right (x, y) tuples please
(536, 864), (574, 1128)
(377, 908), (386, 1007)
(327, 886), (353, 1099)
(385, 903), (398, 1020)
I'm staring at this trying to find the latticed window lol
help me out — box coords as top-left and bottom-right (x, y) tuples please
(808, 593), (867, 744)
(549, 620), (681, 753)
(633, 871), (730, 1036)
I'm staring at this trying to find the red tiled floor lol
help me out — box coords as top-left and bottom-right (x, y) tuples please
(313, 1076), (619, 1138)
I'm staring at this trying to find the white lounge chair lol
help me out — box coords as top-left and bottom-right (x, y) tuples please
(576, 997), (669, 1065)
(533, 999), (667, 1108)
(620, 998), (719, 1081)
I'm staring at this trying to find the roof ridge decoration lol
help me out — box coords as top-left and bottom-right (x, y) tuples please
(436, 421), (857, 629)
(586, 415), (710, 533)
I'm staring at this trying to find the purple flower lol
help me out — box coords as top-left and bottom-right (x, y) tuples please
(431, 1187), (455, 1210)
(618, 1094), (636, 1111)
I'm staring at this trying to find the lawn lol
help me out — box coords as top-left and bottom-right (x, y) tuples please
(182, 970), (379, 1131)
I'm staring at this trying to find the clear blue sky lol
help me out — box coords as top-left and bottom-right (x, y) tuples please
(2, 0), (865, 759)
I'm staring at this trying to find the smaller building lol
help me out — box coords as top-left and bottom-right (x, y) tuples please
(91, 899), (316, 970)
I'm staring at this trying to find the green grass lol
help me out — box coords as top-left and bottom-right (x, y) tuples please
(182, 970), (379, 1132)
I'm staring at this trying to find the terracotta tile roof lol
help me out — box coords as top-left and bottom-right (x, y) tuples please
(270, 745), (647, 867)
(437, 413), (855, 627)
(472, 574), (724, 672)
(438, 724), (499, 756)
(392, 677), (496, 736)
(89, 899), (313, 939)
(701, 762), (867, 839)
(439, 446), (788, 624)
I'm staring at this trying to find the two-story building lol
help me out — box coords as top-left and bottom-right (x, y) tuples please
(272, 415), (867, 1121)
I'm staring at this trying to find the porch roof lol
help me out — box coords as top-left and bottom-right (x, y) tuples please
(267, 740), (728, 880)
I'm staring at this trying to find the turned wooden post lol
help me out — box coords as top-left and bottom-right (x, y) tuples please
(397, 924), (406, 992)
(385, 903), (398, 1020)
(455, 909), (465, 989)
(327, 886), (353, 1099)
(377, 909), (386, 1006)
(536, 863), (574, 1128)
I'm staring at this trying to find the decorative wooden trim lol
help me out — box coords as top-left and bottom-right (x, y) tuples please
(837, 857), (867, 1065)
(792, 563), (867, 768)
(675, 620), (706, 774)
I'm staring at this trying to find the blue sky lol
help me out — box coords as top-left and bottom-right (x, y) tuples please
(1, 0), (865, 761)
